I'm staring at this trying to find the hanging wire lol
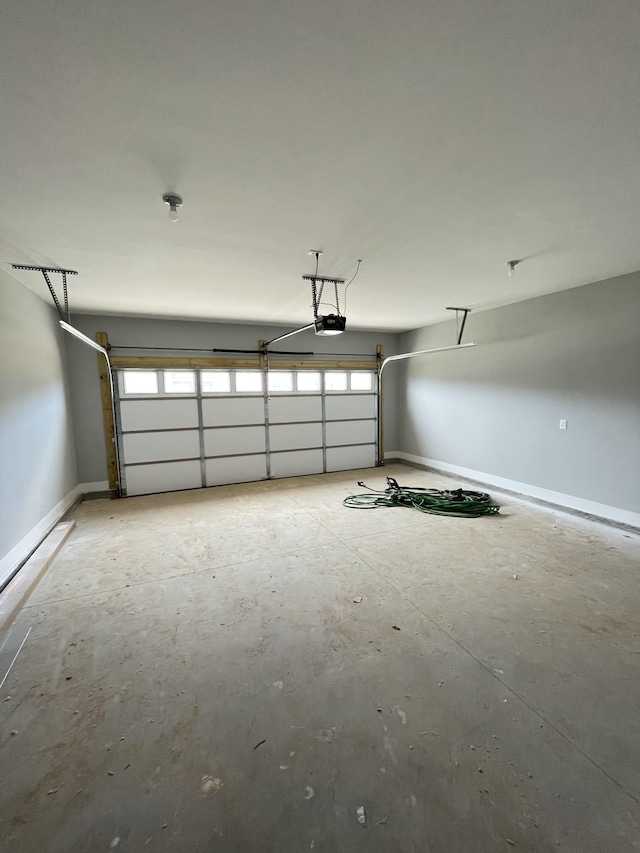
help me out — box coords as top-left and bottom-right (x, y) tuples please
(342, 259), (362, 316)
(317, 299), (339, 312)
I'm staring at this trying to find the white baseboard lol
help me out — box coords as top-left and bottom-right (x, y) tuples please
(1, 480), (112, 589)
(392, 451), (640, 529)
(0, 484), (83, 590)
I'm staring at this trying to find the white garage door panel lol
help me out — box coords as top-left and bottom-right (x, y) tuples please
(268, 396), (322, 423)
(123, 430), (200, 464)
(204, 426), (265, 457)
(205, 455), (267, 486)
(116, 368), (378, 494)
(326, 445), (376, 472)
(120, 399), (198, 431)
(325, 419), (377, 447)
(202, 397), (264, 427)
(325, 394), (376, 420)
(125, 460), (202, 496)
(269, 422), (323, 452)
(270, 449), (324, 478)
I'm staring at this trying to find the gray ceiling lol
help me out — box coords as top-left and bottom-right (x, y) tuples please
(2, 0), (640, 331)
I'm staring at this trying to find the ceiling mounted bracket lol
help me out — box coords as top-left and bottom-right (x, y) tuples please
(12, 264), (78, 322)
(263, 253), (360, 351)
(302, 274), (347, 320)
(301, 250), (352, 336)
(446, 306), (471, 345)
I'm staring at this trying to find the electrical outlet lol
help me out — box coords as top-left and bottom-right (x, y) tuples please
(559, 419), (567, 430)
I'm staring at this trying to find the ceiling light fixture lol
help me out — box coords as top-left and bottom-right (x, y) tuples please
(507, 259), (520, 276)
(163, 193), (182, 222)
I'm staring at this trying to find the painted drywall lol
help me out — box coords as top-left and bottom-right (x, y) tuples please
(398, 272), (640, 522)
(66, 315), (399, 484)
(0, 272), (78, 583)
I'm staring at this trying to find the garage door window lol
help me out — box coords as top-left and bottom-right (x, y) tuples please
(350, 372), (373, 391)
(296, 371), (321, 392)
(235, 371), (263, 393)
(201, 371), (231, 393)
(163, 371), (196, 394)
(325, 372), (348, 391)
(122, 371), (159, 395)
(268, 371), (294, 393)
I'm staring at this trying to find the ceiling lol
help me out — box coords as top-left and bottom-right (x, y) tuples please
(2, 0), (640, 332)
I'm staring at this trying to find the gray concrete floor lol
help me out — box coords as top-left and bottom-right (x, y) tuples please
(1, 463), (640, 852)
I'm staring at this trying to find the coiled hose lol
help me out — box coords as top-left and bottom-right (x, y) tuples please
(343, 477), (500, 518)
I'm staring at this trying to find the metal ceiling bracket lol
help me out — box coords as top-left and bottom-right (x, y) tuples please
(12, 264), (78, 322)
(446, 306), (471, 345)
(263, 252), (358, 351)
(302, 274), (346, 319)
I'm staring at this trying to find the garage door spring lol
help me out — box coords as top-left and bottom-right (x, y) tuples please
(343, 477), (500, 518)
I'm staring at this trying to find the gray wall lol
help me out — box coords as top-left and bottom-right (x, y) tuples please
(0, 272), (78, 574)
(398, 273), (640, 518)
(66, 314), (399, 484)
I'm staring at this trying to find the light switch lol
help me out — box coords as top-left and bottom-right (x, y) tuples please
(559, 419), (567, 430)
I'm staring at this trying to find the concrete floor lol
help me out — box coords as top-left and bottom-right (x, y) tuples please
(1, 463), (639, 852)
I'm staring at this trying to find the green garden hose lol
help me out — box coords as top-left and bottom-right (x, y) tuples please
(343, 477), (500, 518)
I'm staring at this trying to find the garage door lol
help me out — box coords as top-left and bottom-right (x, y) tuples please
(115, 367), (378, 496)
